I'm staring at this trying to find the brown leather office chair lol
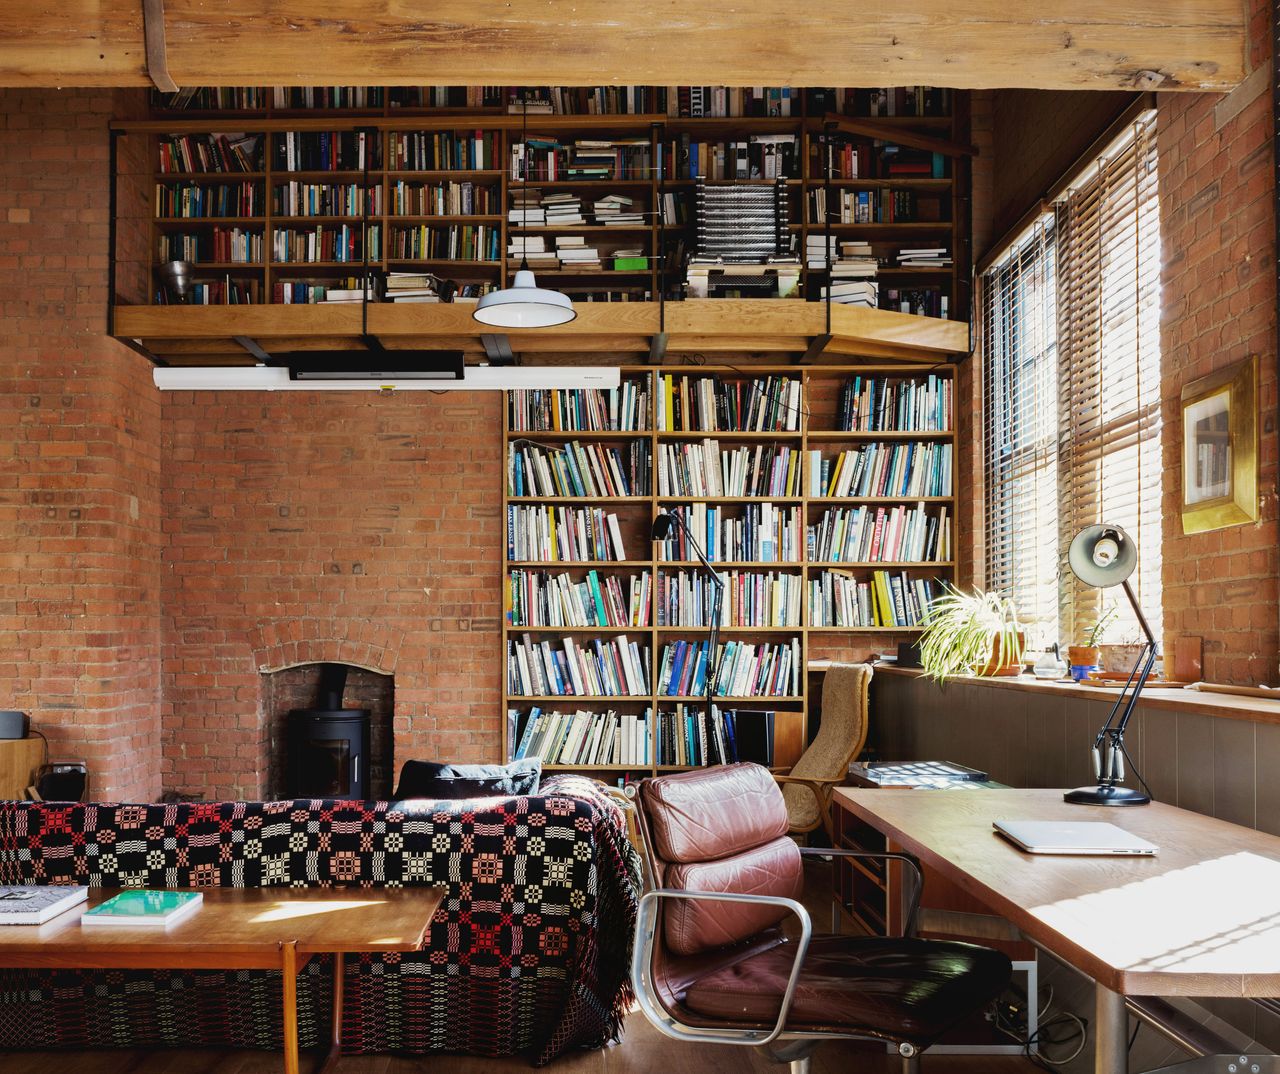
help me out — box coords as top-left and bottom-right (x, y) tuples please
(773, 662), (872, 838)
(630, 763), (1011, 1073)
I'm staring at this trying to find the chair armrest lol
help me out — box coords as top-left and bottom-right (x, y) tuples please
(630, 888), (813, 1048)
(768, 765), (793, 775)
(772, 774), (844, 788)
(798, 847), (923, 938)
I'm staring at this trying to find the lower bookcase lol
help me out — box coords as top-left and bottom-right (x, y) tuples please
(501, 363), (960, 784)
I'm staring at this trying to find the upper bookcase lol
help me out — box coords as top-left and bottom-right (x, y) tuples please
(130, 84), (971, 315)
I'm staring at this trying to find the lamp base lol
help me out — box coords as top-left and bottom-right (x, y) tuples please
(1063, 784), (1150, 806)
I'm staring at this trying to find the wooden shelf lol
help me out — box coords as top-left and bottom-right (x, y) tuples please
(806, 430), (953, 440)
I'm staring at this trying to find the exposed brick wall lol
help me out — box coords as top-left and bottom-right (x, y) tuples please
(0, 90), (163, 801)
(160, 392), (502, 800)
(1158, 58), (1279, 683)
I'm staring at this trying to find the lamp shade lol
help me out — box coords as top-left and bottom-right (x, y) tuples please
(160, 260), (193, 300)
(651, 512), (677, 540)
(472, 269), (576, 328)
(1068, 524), (1138, 588)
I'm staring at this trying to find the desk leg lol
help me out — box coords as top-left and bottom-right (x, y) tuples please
(281, 941), (300, 1074)
(318, 952), (345, 1074)
(1095, 984), (1128, 1074)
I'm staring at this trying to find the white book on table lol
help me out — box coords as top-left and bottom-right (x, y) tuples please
(0, 885), (88, 925)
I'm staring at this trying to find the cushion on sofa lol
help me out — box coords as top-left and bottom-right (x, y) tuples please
(392, 758), (541, 799)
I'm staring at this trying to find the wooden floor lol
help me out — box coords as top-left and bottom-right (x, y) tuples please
(2, 1013), (1039, 1074)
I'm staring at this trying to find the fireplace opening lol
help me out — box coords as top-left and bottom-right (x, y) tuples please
(265, 662), (393, 799)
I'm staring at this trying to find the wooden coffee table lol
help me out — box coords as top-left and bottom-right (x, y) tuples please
(0, 886), (445, 1074)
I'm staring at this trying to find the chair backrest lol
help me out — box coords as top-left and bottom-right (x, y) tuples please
(636, 763), (803, 956)
(781, 662), (872, 827)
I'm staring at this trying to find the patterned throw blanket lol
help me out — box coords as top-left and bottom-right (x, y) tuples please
(0, 775), (640, 1065)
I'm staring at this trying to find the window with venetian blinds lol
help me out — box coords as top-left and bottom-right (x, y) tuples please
(982, 111), (1162, 650)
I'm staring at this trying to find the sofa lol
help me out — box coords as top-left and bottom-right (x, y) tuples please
(0, 775), (640, 1065)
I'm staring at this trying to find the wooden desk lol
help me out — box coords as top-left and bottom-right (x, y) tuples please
(0, 887), (445, 1074)
(834, 788), (1280, 1073)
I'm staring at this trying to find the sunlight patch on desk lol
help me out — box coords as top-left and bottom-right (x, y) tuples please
(251, 900), (384, 922)
(1031, 852), (1280, 973)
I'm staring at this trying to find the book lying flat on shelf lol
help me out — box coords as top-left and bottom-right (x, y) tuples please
(0, 885), (88, 925)
(81, 890), (203, 928)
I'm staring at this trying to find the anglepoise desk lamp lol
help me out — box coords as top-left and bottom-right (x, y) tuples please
(651, 512), (724, 733)
(1064, 524), (1157, 806)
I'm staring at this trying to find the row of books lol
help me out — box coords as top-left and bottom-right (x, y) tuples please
(836, 374), (953, 432)
(272, 224), (379, 264)
(508, 439), (652, 498)
(654, 706), (776, 767)
(160, 228), (263, 264)
(393, 131), (500, 171)
(659, 134), (798, 181)
(508, 569), (652, 629)
(886, 287), (949, 319)
(507, 191), (645, 228)
(391, 180), (498, 216)
(273, 182), (381, 218)
(158, 133), (263, 175)
(656, 441), (801, 498)
(507, 634), (651, 697)
(657, 502), (802, 563)
(808, 570), (942, 628)
(807, 443), (953, 498)
(155, 85), (951, 120)
(807, 504), (952, 563)
(812, 142), (948, 181)
(507, 235), (628, 271)
(513, 137), (653, 182)
(656, 374), (800, 432)
(155, 181), (261, 218)
(506, 505), (629, 562)
(507, 383), (650, 432)
(388, 223), (499, 261)
(155, 280), (258, 305)
(273, 131), (378, 172)
(656, 569), (802, 628)
(511, 707), (654, 766)
(808, 189), (948, 225)
(658, 639), (802, 697)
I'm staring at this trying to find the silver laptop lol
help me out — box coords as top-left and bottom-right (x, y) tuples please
(993, 819), (1158, 856)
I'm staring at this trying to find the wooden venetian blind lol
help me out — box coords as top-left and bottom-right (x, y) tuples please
(981, 218), (1061, 646)
(981, 110), (1161, 650)
(1055, 112), (1162, 645)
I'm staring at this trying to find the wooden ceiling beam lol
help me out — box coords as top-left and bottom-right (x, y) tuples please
(0, 1), (1248, 91)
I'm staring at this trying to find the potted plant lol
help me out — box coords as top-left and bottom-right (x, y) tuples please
(919, 586), (1026, 683)
(1067, 606), (1116, 674)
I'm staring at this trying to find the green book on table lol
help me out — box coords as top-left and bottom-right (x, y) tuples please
(81, 890), (203, 928)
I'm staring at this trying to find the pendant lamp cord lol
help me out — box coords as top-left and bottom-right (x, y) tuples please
(518, 98), (529, 273)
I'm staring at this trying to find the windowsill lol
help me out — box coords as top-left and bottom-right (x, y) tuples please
(866, 663), (1280, 727)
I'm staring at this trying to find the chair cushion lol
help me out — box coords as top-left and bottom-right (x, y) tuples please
(683, 935), (1012, 1046)
(644, 763), (788, 864)
(665, 835), (803, 955)
(392, 758), (541, 799)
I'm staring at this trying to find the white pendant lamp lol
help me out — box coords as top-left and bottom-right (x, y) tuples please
(473, 98), (576, 329)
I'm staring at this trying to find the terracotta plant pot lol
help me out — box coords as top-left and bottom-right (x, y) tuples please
(974, 631), (1027, 676)
(1100, 643), (1146, 674)
(1067, 645), (1101, 668)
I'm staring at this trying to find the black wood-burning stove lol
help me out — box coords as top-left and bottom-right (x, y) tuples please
(286, 664), (370, 799)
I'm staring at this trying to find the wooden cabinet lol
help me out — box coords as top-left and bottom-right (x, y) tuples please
(0, 739), (43, 801)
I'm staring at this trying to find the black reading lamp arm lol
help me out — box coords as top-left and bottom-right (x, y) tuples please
(1090, 578), (1158, 778)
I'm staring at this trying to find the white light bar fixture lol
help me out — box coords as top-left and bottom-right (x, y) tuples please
(152, 366), (621, 392)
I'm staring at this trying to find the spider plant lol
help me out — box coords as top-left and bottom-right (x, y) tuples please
(919, 586), (1025, 683)
(1084, 605), (1119, 648)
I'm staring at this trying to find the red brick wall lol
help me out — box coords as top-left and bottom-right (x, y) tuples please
(159, 392), (502, 800)
(0, 90), (163, 801)
(1158, 47), (1279, 682)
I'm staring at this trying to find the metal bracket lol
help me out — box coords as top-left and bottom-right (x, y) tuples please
(797, 333), (832, 365)
(233, 336), (272, 363)
(648, 332), (668, 365)
(141, 0), (179, 94)
(480, 334), (516, 364)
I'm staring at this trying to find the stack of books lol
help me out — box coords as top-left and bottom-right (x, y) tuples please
(508, 189), (546, 227)
(542, 192), (586, 225)
(808, 238), (879, 307)
(508, 235), (559, 267)
(897, 246), (952, 268)
(322, 282), (377, 304)
(556, 236), (600, 270)
(593, 194), (644, 226)
(385, 272), (439, 303)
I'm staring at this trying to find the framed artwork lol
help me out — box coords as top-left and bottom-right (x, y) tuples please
(1180, 354), (1258, 534)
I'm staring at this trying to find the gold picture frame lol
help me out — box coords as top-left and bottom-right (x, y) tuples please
(1180, 354), (1258, 534)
